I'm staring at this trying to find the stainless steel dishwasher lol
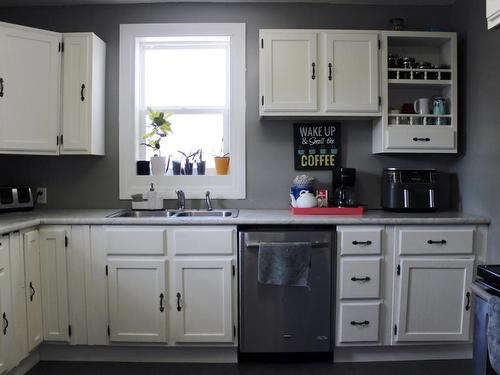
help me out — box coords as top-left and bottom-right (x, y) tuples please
(239, 227), (334, 354)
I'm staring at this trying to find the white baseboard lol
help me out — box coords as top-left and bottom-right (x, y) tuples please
(334, 344), (472, 362)
(7, 350), (40, 375)
(39, 344), (238, 363)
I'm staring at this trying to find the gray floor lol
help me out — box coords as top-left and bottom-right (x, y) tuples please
(27, 360), (473, 375)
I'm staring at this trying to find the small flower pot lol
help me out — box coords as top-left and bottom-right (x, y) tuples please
(196, 161), (206, 175)
(150, 156), (166, 176)
(214, 156), (230, 175)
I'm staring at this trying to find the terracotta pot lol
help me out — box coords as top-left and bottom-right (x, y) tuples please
(214, 156), (230, 175)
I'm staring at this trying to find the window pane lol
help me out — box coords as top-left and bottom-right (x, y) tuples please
(145, 113), (224, 169)
(144, 47), (227, 107)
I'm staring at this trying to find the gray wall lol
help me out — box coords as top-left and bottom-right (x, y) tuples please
(0, 3), (457, 209)
(452, 0), (500, 261)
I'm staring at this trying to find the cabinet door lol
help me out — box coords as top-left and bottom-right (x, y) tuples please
(39, 228), (69, 342)
(61, 34), (91, 154)
(0, 24), (61, 154)
(395, 257), (473, 342)
(173, 258), (233, 343)
(7, 232), (28, 368)
(0, 238), (12, 373)
(107, 257), (168, 343)
(324, 32), (379, 113)
(261, 31), (318, 112)
(24, 230), (43, 351)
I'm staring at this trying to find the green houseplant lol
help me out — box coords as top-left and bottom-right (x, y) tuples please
(141, 108), (173, 176)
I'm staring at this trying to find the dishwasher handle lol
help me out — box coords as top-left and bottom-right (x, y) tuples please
(245, 241), (330, 249)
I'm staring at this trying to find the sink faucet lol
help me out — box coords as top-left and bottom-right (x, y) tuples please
(205, 191), (213, 211)
(175, 190), (185, 210)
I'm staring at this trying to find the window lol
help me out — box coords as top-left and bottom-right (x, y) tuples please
(119, 23), (246, 199)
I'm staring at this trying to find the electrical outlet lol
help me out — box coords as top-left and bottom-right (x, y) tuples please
(36, 188), (47, 204)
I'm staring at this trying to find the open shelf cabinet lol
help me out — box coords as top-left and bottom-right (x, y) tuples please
(373, 31), (457, 153)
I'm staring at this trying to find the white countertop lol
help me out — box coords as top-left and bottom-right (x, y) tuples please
(0, 209), (490, 235)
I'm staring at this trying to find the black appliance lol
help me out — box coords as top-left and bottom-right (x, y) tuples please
(472, 265), (500, 375)
(381, 168), (439, 212)
(0, 186), (34, 213)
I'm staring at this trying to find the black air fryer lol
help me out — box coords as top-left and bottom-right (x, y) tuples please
(381, 168), (439, 212)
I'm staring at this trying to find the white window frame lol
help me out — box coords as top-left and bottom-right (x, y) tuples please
(119, 23), (246, 200)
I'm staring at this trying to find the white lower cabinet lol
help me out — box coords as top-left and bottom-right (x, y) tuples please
(394, 257), (473, 342)
(107, 257), (168, 343)
(173, 258), (233, 343)
(39, 228), (69, 342)
(0, 237), (12, 373)
(24, 230), (43, 352)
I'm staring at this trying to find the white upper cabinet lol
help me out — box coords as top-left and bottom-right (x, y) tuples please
(324, 32), (379, 113)
(487, 0), (500, 29)
(39, 228), (69, 342)
(107, 257), (168, 343)
(23, 230), (43, 352)
(260, 30), (318, 113)
(373, 31), (457, 154)
(61, 33), (105, 155)
(0, 22), (61, 155)
(259, 29), (380, 117)
(173, 258), (233, 343)
(395, 257), (473, 342)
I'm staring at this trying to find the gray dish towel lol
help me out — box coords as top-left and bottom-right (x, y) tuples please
(488, 295), (500, 374)
(257, 242), (312, 287)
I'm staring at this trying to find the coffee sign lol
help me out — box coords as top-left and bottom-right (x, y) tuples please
(294, 122), (340, 170)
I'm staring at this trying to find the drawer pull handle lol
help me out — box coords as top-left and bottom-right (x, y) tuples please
(465, 292), (471, 311)
(2, 312), (8, 335)
(0, 78), (4, 97)
(176, 292), (182, 312)
(311, 62), (316, 80)
(350, 320), (370, 326)
(80, 83), (86, 101)
(427, 240), (447, 245)
(29, 282), (35, 302)
(413, 137), (431, 142)
(159, 293), (165, 312)
(352, 240), (372, 245)
(328, 63), (333, 81)
(351, 276), (371, 282)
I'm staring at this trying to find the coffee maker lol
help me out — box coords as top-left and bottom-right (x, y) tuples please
(381, 168), (439, 212)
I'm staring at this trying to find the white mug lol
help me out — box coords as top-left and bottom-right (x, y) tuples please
(413, 98), (430, 115)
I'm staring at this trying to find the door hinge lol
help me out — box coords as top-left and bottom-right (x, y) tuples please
(68, 324), (72, 337)
(107, 325), (110, 337)
(58, 42), (61, 52)
(232, 264), (236, 278)
(261, 96), (264, 106)
(60, 134), (64, 145)
(261, 38), (264, 49)
(58, 42), (64, 52)
(65, 236), (68, 248)
(105, 265), (108, 276)
(394, 324), (398, 335)
(56, 136), (59, 145)
(379, 96), (382, 106)
(396, 264), (401, 276)
(378, 39), (381, 49)
(233, 325), (236, 337)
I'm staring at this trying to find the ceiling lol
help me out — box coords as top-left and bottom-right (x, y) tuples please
(0, 0), (455, 7)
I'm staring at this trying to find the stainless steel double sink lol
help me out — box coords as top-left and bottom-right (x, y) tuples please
(107, 209), (239, 218)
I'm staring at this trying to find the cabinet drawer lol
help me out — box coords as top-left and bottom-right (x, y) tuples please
(169, 226), (235, 255)
(105, 227), (167, 255)
(340, 258), (381, 299)
(398, 226), (474, 255)
(339, 227), (382, 255)
(338, 302), (380, 343)
(386, 127), (455, 150)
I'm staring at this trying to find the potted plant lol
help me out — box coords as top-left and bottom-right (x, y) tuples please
(141, 108), (173, 176)
(213, 138), (230, 175)
(196, 149), (206, 175)
(178, 150), (199, 175)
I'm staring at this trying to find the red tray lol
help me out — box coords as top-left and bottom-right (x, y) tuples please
(289, 206), (364, 215)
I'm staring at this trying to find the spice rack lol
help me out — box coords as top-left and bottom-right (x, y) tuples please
(372, 31), (457, 153)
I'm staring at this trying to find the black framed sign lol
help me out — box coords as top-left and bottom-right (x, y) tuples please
(294, 122), (340, 170)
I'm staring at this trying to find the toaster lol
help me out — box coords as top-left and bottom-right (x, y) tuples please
(0, 186), (34, 213)
(381, 169), (439, 212)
